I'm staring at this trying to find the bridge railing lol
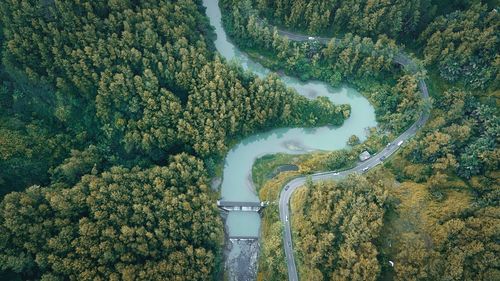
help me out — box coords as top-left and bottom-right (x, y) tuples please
(217, 200), (267, 208)
(229, 236), (259, 241)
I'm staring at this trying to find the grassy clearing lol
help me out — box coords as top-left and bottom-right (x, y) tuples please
(252, 153), (305, 191)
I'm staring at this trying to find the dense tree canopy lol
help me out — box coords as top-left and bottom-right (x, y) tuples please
(220, 0), (424, 133)
(0, 77), (78, 197)
(1, 0), (348, 161)
(368, 74), (423, 132)
(0, 0), (349, 279)
(399, 89), (498, 183)
(384, 179), (500, 281)
(383, 87), (499, 280)
(0, 154), (223, 280)
(421, 4), (499, 89)
(1, 0), (498, 280)
(291, 175), (387, 281)
(251, 0), (434, 38)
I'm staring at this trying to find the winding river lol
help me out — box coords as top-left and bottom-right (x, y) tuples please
(203, 0), (376, 235)
(202, 0), (377, 278)
(201, 1), (432, 280)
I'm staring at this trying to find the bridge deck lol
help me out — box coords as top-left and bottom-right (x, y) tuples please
(229, 236), (259, 240)
(217, 201), (263, 207)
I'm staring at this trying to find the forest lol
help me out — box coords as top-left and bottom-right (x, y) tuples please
(250, 0), (498, 90)
(217, 0), (498, 281)
(0, 0), (498, 280)
(384, 88), (499, 280)
(291, 175), (387, 281)
(0, 0), (348, 279)
(221, 0), (426, 133)
(252, 0), (434, 38)
(0, 154), (223, 280)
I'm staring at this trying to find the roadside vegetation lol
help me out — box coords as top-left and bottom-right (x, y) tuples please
(0, 0), (497, 280)
(219, 1), (500, 280)
(251, 0), (433, 39)
(252, 125), (395, 192)
(220, 0), (425, 134)
(291, 174), (387, 281)
(253, 130), (392, 281)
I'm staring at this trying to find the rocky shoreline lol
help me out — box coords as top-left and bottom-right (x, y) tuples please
(224, 237), (260, 281)
(220, 210), (260, 281)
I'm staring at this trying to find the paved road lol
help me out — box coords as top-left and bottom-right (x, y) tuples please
(275, 31), (431, 281)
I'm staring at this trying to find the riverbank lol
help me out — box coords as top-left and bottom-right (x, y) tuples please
(218, 0), (425, 135)
(213, 1), (499, 281)
(252, 129), (393, 279)
(202, 0), (379, 279)
(214, 2), (431, 280)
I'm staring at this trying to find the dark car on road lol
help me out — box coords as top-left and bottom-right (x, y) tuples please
(380, 156), (386, 161)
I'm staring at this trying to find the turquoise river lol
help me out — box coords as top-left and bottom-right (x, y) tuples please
(202, 0), (377, 278)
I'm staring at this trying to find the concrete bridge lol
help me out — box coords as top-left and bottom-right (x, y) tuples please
(217, 200), (268, 212)
(229, 236), (260, 241)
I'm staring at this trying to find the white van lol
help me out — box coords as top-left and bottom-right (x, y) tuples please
(397, 140), (404, 146)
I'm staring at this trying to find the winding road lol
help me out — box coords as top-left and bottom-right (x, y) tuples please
(275, 31), (431, 281)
